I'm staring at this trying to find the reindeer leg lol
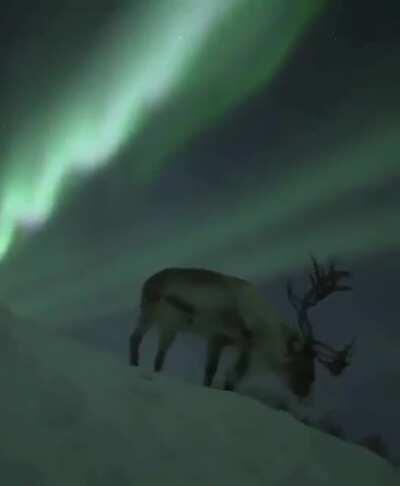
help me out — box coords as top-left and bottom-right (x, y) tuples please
(204, 335), (230, 387)
(129, 313), (152, 366)
(154, 327), (177, 372)
(224, 349), (251, 391)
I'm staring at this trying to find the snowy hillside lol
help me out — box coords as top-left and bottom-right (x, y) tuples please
(0, 309), (398, 485)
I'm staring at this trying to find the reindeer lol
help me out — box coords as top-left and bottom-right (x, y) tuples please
(129, 257), (355, 399)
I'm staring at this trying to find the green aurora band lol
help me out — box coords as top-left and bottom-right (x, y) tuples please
(0, 0), (326, 259)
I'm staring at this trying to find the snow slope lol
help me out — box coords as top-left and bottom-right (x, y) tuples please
(0, 309), (398, 485)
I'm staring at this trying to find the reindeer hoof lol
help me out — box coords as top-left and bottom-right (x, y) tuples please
(224, 381), (234, 391)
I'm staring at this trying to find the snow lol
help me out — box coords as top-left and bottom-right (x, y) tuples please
(0, 308), (398, 485)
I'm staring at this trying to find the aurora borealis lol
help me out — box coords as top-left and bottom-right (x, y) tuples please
(0, 0), (326, 259)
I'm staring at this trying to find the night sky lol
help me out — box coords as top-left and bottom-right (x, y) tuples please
(1, 0), (399, 463)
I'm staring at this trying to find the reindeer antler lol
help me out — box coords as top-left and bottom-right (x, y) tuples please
(287, 255), (355, 375)
(312, 338), (355, 375)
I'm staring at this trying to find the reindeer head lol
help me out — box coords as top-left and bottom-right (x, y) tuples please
(284, 256), (355, 399)
(285, 336), (316, 399)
